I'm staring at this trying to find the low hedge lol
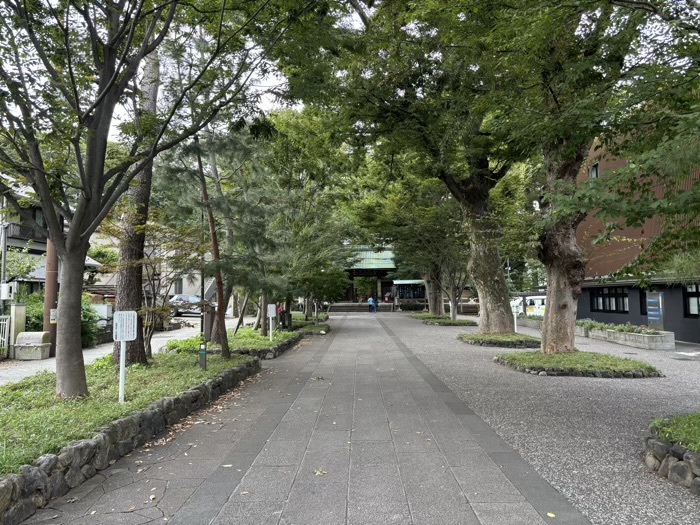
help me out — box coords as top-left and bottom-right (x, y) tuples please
(577, 318), (661, 335)
(410, 313), (449, 320)
(458, 333), (541, 348)
(424, 319), (478, 327)
(165, 328), (301, 354)
(495, 350), (662, 378)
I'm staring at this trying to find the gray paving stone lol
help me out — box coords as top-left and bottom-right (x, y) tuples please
(350, 441), (396, 465)
(253, 440), (308, 466)
(211, 501), (285, 525)
(471, 502), (548, 525)
(351, 423), (392, 441)
(451, 465), (524, 503)
(298, 448), (351, 484)
(280, 481), (347, 525)
(231, 466), (297, 502)
(307, 430), (352, 451)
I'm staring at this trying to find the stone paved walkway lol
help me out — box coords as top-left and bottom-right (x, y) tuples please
(25, 314), (590, 525)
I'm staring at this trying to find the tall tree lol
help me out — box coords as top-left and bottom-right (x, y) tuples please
(113, 52), (160, 366)
(491, 1), (644, 353)
(0, 0), (317, 397)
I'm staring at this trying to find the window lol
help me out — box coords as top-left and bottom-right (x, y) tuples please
(684, 284), (700, 317)
(174, 279), (183, 295)
(588, 163), (599, 179)
(590, 287), (629, 313)
(640, 289), (647, 316)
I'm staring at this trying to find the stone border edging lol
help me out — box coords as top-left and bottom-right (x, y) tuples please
(234, 332), (304, 360)
(0, 358), (262, 525)
(494, 355), (663, 378)
(643, 431), (700, 496)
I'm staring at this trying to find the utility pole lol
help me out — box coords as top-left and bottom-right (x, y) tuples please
(43, 238), (59, 357)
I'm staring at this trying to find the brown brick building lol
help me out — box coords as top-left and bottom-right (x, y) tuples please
(575, 149), (700, 343)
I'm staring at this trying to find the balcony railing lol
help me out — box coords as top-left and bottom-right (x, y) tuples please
(6, 223), (47, 241)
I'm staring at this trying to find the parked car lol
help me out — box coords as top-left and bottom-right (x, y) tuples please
(169, 294), (204, 316)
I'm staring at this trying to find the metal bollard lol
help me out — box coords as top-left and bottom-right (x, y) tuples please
(199, 342), (207, 371)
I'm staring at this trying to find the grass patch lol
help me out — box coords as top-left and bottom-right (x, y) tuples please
(166, 329), (299, 354)
(496, 351), (661, 378)
(292, 319), (315, 330)
(458, 333), (541, 348)
(228, 328), (299, 351)
(292, 312), (329, 322)
(411, 313), (450, 320)
(0, 352), (254, 476)
(424, 319), (478, 326)
(298, 323), (330, 334)
(652, 413), (700, 453)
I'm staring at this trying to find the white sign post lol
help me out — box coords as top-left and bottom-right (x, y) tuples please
(267, 304), (277, 342)
(113, 311), (138, 404)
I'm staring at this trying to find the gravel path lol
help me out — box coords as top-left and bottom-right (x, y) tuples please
(383, 313), (700, 525)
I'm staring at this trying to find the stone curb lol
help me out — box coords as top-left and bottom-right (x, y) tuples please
(494, 356), (664, 378)
(0, 358), (262, 525)
(642, 430), (700, 496)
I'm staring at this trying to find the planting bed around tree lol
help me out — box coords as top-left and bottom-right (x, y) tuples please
(458, 333), (541, 348)
(495, 351), (661, 378)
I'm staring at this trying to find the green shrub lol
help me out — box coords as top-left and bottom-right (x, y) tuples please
(652, 413), (700, 453)
(458, 333), (541, 348)
(411, 313), (450, 320)
(424, 319), (478, 326)
(496, 351), (661, 378)
(576, 318), (660, 335)
(21, 291), (100, 348)
(165, 333), (205, 354)
(227, 328), (299, 351)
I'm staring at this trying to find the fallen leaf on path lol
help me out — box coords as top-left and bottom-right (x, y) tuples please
(149, 495), (157, 501)
(313, 469), (328, 476)
(547, 513), (556, 518)
(222, 465), (233, 468)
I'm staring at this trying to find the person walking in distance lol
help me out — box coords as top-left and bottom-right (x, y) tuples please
(368, 296), (374, 313)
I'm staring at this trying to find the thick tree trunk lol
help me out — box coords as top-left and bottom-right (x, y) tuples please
(424, 270), (444, 316)
(468, 238), (514, 333)
(55, 248), (90, 398)
(539, 224), (586, 354)
(113, 53), (160, 366)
